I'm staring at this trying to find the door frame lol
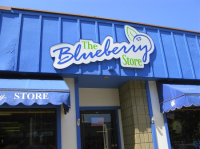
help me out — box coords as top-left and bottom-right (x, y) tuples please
(79, 106), (122, 149)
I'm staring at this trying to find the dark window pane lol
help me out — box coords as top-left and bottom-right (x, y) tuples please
(167, 108), (200, 149)
(0, 108), (57, 149)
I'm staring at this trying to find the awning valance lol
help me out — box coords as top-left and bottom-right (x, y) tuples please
(158, 84), (200, 113)
(0, 79), (70, 114)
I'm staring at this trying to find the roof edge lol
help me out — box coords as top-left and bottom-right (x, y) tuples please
(0, 5), (200, 34)
(0, 6), (11, 10)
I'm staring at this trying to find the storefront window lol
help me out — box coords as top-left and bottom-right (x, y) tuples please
(167, 108), (200, 149)
(0, 108), (57, 149)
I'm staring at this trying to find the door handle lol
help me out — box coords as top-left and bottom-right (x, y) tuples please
(77, 119), (80, 126)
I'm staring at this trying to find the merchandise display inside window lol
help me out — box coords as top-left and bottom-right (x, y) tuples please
(0, 108), (57, 149)
(167, 108), (200, 149)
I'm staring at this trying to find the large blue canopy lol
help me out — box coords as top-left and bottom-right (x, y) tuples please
(158, 84), (200, 113)
(0, 79), (70, 114)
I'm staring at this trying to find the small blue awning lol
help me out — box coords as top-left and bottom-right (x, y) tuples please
(0, 79), (70, 114)
(158, 84), (200, 113)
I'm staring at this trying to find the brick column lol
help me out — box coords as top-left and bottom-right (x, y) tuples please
(119, 81), (154, 149)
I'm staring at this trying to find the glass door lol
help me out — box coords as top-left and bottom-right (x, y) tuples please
(80, 110), (119, 149)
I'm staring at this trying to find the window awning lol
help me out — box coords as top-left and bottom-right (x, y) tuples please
(0, 79), (70, 114)
(158, 84), (200, 113)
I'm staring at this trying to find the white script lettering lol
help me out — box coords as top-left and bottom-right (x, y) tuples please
(14, 93), (49, 100)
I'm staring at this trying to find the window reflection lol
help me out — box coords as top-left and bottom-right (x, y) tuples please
(0, 109), (57, 149)
(167, 108), (200, 149)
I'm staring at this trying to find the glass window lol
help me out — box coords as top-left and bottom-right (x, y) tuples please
(0, 108), (57, 149)
(167, 108), (200, 149)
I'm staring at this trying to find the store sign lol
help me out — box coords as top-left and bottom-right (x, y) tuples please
(0, 92), (49, 101)
(14, 92), (49, 100)
(50, 25), (154, 69)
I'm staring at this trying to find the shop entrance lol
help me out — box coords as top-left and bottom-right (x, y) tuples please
(80, 110), (119, 149)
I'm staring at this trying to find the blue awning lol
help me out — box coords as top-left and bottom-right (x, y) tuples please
(158, 84), (200, 113)
(0, 79), (70, 114)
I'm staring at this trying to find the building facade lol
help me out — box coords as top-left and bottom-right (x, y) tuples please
(0, 6), (200, 149)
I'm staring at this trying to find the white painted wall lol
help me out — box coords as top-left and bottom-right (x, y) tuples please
(61, 78), (77, 149)
(148, 81), (168, 149)
(79, 88), (120, 107)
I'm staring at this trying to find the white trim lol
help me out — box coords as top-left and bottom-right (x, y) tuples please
(61, 78), (77, 149)
(148, 81), (168, 149)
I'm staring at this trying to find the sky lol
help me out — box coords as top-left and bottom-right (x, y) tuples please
(1, 0), (200, 32)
